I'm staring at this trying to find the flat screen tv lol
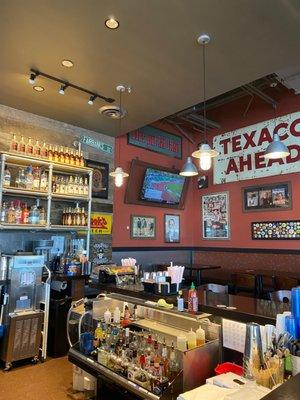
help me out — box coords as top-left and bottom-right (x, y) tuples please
(140, 168), (186, 205)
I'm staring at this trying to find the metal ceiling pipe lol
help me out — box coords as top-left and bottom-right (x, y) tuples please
(242, 83), (278, 108)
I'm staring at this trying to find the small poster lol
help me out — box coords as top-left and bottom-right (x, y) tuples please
(90, 213), (112, 235)
(164, 214), (180, 243)
(243, 182), (291, 212)
(202, 192), (230, 239)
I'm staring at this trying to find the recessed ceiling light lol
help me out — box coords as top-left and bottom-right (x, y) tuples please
(105, 18), (119, 29)
(61, 59), (74, 68)
(33, 85), (44, 92)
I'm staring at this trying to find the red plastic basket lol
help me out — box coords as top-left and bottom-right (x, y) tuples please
(215, 362), (243, 376)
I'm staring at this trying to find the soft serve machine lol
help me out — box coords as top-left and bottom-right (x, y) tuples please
(0, 255), (51, 370)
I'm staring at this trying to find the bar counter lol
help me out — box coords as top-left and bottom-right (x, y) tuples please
(90, 282), (290, 325)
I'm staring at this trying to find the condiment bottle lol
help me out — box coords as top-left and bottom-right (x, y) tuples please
(177, 335), (187, 351)
(177, 290), (184, 311)
(187, 329), (197, 349)
(104, 308), (111, 324)
(196, 325), (205, 346)
(188, 282), (198, 314)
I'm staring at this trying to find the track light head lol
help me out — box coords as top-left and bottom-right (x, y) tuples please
(88, 95), (97, 105)
(29, 72), (37, 85)
(59, 84), (68, 95)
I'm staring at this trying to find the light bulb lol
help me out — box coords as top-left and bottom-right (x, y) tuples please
(115, 173), (124, 187)
(199, 154), (212, 170)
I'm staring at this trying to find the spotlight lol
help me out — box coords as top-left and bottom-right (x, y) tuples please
(29, 72), (37, 85)
(33, 86), (44, 92)
(88, 95), (97, 105)
(61, 59), (74, 68)
(105, 18), (119, 29)
(59, 84), (68, 95)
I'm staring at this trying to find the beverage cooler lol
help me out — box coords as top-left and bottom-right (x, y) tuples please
(67, 293), (221, 400)
(0, 255), (51, 370)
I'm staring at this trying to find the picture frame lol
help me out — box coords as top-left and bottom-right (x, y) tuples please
(164, 214), (180, 243)
(242, 182), (291, 212)
(130, 215), (156, 239)
(202, 192), (230, 240)
(86, 159), (109, 199)
(252, 220), (300, 240)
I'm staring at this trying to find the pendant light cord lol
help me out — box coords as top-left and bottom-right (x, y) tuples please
(118, 88), (122, 163)
(203, 42), (207, 143)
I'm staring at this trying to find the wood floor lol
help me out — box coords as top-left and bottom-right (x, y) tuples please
(0, 357), (73, 400)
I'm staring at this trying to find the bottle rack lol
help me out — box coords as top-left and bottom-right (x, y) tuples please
(0, 152), (93, 257)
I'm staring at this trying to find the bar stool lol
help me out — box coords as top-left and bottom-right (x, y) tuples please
(269, 290), (291, 303)
(232, 273), (257, 297)
(200, 283), (228, 294)
(274, 276), (298, 291)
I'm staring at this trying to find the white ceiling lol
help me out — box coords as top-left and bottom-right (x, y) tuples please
(0, 0), (300, 136)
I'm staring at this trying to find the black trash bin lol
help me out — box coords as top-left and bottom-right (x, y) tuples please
(47, 296), (72, 357)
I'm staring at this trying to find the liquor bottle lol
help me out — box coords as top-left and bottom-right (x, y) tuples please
(81, 207), (86, 226)
(10, 134), (18, 152)
(79, 150), (85, 167)
(7, 202), (15, 224)
(33, 167), (40, 190)
(66, 207), (72, 226)
(73, 176), (79, 195)
(161, 338), (169, 375)
(3, 166), (11, 187)
(40, 170), (48, 191)
(39, 206), (46, 225)
(68, 175), (74, 194)
(69, 150), (75, 166)
(21, 203), (29, 224)
(62, 207), (66, 225)
(48, 145), (53, 161)
(52, 176), (57, 193)
(53, 146), (59, 163)
(25, 166), (34, 190)
(59, 176), (66, 194)
(0, 202), (7, 223)
(19, 168), (26, 188)
(26, 137), (34, 155)
(78, 177), (84, 195)
(18, 135), (26, 153)
(83, 177), (89, 196)
(56, 176), (61, 194)
(15, 201), (22, 224)
(168, 342), (179, 377)
(40, 142), (48, 159)
(59, 146), (65, 163)
(75, 150), (80, 166)
(64, 147), (70, 164)
(33, 140), (41, 157)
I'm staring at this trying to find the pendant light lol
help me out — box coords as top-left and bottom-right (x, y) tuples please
(264, 111), (290, 159)
(179, 156), (198, 176)
(109, 85), (129, 187)
(192, 34), (219, 170)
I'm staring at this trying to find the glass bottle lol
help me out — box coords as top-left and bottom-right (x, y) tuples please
(0, 202), (7, 223)
(40, 170), (48, 191)
(62, 207), (66, 225)
(48, 145), (53, 161)
(52, 176), (57, 193)
(3, 166), (11, 187)
(75, 203), (81, 226)
(73, 176), (79, 195)
(68, 176), (74, 194)
(53, 146), (59, 163)
(64, 147), (70, 164)
(26, 137), (34, 155)
(81, 207), (86, 226)
(75, 150), (80, 166)
(15, 201), (22, 224)
(10, 134), (18, 152)
(30, 204), (40, 224)
(18, 136), (26, 153)
(79, 150), (84, 167)
(25, 166), (34, 190)
(66, 207), (72, 226)
(39, 206), (46, 225)
(78, 177), (84, 195)
(169, 342), (179, 378)
(40, 142), (48, 159)
(33, 167), (40, 190)
(33, 140), (41, 157)
(7, 202), (15, 224)
(19, 168), (26, 188)
(22, 203), (29, 224)
(83, 177), (89, 196)
(59, 146), (65, 163)
(69, 150), (75, 166)
(59, 176), (66, 194)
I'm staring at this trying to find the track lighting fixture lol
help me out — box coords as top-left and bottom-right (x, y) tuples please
(88, 95), (97, 105)
(29, 72), (38, 85)
(59, 84), (68, 95)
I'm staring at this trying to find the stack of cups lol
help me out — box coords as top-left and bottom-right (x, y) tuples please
(291, 287), (300, 339)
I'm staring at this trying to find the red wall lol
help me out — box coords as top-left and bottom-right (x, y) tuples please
(112, 120), (195, 247)
(113, 88), (300, 250)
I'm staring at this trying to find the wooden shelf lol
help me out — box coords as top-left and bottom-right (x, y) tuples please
(0, 223), (47, 230)
(50, 225), (89, 231)
(51, 193), (89, 201)
(3, 187), (49, 197)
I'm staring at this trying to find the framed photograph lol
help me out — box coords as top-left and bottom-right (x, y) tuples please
(198, 175), (208, 189)
(243, 182), (291, 212)
(164, 214), (180, 243)
(252, 220), (300, 240)
(130, 215), (156, 239)
(86, 159), (109, 199)
(202, 192), (230, 240)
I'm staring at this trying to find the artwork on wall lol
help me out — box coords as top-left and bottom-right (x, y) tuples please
(164, 214), (180, 243)
(252, 220), (300, 240)
(130, 215), (156, 239)
(198, 175), (208, 189)
(86, 159), (109, 199)
(202, 192), (230, 239)
(243, 182), (291, 212)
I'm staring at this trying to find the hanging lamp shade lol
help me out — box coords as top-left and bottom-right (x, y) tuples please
(192, 143), (219, 159)
(179, 156), (198, 176)
(264, 133), (290, 159)
(109, 166), (129, 187)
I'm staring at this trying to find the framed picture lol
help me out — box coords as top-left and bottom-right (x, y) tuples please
(198, 175), (208, 189)
(202, 192), (230, 240)
(164, 214), (180, 243)
(242, 182), (291, 212)
(252, 220), (300, 240)
(130, 215), (156, 239)
(86, 159), (109, 199)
